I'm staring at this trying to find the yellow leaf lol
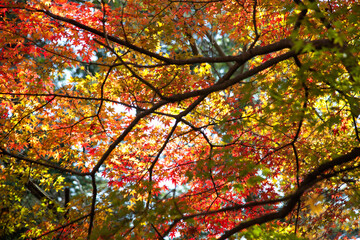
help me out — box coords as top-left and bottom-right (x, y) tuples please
(306, 193), (325, 216)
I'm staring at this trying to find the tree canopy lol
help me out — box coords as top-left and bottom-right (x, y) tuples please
(0, 0), (360, 239)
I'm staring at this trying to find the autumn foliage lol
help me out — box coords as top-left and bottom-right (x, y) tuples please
(0, 0), (360, 239)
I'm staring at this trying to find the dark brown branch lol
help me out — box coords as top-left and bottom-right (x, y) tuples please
(167, 51), (297, 102)
(0, 92), (134, 109)
(293, 0), (308, 30)
(149, 121), (179, 182)
(353, 115), (360, 143)
(292, 143), (301, 235)
(217, 147), (360, 239)
(1, 96), (55, 141)
(249, 0), (260, 49)
(96, 65), (114, 115)
(33, 214), (91, 239)
(18, 9), (339, 66)
(161, 195), (291, 238)
(151, 223), (165, 240)
(0, 147), (87, 176)
(87, 174), (97, 239)
(91, 101), (167, 174)
(25, 179), (57, 207)
(64, 187), (70, 219)
(205, 31), (232, 68)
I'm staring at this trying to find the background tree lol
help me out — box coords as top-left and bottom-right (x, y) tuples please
(0, 0), (360, 239)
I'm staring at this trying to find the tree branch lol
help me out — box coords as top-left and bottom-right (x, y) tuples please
(217, 147), (360, 239)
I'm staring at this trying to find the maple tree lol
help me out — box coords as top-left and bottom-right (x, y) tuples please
(0, 0), (360, 239)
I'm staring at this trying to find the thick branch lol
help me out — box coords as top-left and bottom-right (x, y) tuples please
(217, 147), (360, 239)
(0, 147), (87, 176)
(21, 8), (336, 66)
